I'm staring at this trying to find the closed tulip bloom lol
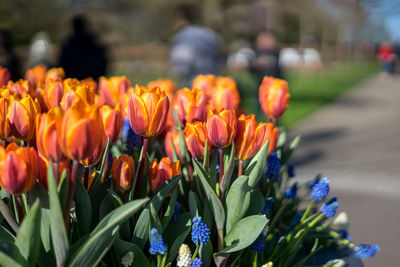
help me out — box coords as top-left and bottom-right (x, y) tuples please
(111, 154), (135, 192)
(8, 80), (35, 98)
(210, 77), (240, 111)
(101, 104), (123, 144)
(234, 114), (279, 160)
(173, 88), (207, 125)
(57, 102), (104, 161)
(7, 95), (40, 141)
(99, 76), (131, 108)
(149, 157), (181, 193)
(0, 143), (39, 194)
(192, 74), (216, 97)
(164, 130), (182, 160)
(0, 97), (10, 139)
(81, 132), (106, 166)
(0, 66), (10, 87)
(45, 67), (65, 80)
(183, 121), (210, 159)
(206, 109), (237, 148)
(147, 79), (177, 102)
(25, 65), (47, 85)
(128, 85), (169, 137)
(259, 77), (290, 119)
(44, 78), (64, 109)
(36, 107), (65, 162)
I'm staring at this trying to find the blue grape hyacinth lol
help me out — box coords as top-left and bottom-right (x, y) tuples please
(355, 244), (380, 259)
(171, 202), (181, 223)
(191, 216), (210, 245)
(190, 257), (203, 267)
(307, 174), (321, 190)
(265, 152), (281, 180)
(149, 228), (167, 255)
(287, 163), (295, 178)
(285, 182), (298, 200)
(321, 197), (338, 217)
(121, 117), (142, 151)
(311, 177), (330, 201)
(251, 233), (265, 253)
(261, 197), (275, 214)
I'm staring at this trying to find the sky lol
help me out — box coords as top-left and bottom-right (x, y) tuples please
(385, 16), (400, 41)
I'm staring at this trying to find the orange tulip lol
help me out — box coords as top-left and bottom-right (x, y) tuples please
(44, 78), (64, 109)
(99, 76), (130, 108)
(25, 65), (47, 85)
(0, 97), (10, 139)
(101, 104), (123, 144)
(60, 79), (95, 111)
(147, 79), (177, 102)
(111, 154), (135, 192)
(0, 143), (39, 194)
(210, 77), (240, 111)
(183, 121), (211, 159)
(206, 108), (237, 148)
(192, 74), (216, 98)
(149, 157), (181, 193)
(234, 114), (279, 160)
(128, 85), (169, 137)
(259, 77), (290, 119)
(164, 130), (182, 160)
(8, 80), (35, 98)
(57, 101), (104, 161)
(45, 67), (65, 80)
(173, 88), (207, 125)
(36, 107), (65, 162)
(81, 132), (106, 166)
(7, 95), (40, 141)
(0, 66), (10, 87)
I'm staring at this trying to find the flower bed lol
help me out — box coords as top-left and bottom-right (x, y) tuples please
(0, 65), (378, 266)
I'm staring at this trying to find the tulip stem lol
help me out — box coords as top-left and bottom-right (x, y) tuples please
(135, 138), (148, 198)
(54, 162), (59, 185)
(11, 195), (20, 224)
(65, 160), (79, 230)
(0, 198), (19, 233)
(218, 149), (224, 184)
(238, 160), (243, 177)
(83, 166), (90, 190)
(16, 195), (24, 221)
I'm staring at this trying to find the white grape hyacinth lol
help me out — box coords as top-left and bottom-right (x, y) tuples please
(177, 243), (192, 267)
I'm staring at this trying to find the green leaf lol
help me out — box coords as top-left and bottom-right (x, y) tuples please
(188, 191), (199, 218)
(200, 242), (213, 267)
(90, 178), (112, 226)
(220, 143), (235, 194)
(150, 202), (163, 232)
(164, 212), (191, 263)
(0, 241), (31, 267)
(225, 176), (250, 233)
(40, 209), (51, 252)
(132, 175), (181, 248)
(15, 200), (41, 264)
(0, 225), (15, 242)
(27, 183), (48, 209)
(47, 162), (69, 267)
(192, 158), (213, 188)
(89, 137), (110, 196)
(245, 189), (265, 216)
(113, 239), (150, 267)
(246, 140), (269, 188)
(57, 169), (69, 213)
(67, 198), (149, 267)
(75, 176), (92, 235)
(217, 215), (268, 254)
(209, 153), (218, 188)
(281, 136), (300, 164)
(161, 189), (178, 229)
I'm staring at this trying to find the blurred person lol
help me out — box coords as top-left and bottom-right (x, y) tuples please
(170, 3), (222, 86)
(377, 41), (396, 74)
(59, 15), (108, 80)
(0, 29), (21, 81)
(251, 30), (282, 84)
(28, 32), (55, 68)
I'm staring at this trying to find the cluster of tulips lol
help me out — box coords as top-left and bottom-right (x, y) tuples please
(0, 65), (377, 267)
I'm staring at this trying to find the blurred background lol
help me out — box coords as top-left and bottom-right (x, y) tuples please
(0, 0), (399, 266)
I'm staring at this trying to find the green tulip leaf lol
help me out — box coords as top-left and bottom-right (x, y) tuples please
(0, 241), (31, 267)
(75, 176), (92, 235)
(246, 140), (269, 188)
(164, 212), (191, 263)
(113, 239), (150, 267)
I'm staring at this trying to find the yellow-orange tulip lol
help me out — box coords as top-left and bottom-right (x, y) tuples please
(173, 88), (207, 125)
(147, 79), (177, 102)
(0, 66), (10, 87)
(128, 85), (169, 137)
(0, 143), (39, 194)
(259, 77), (290, 119)
(149, 157), (181, 193)
(192, 74), (216, 98)
(0, 97), (10, 139)
(25, 65), (46, 85)
(44, 78), (64, 109)
(57, 102), (104, 161)
(99, 76), (130, 107)
(45, 67), (65, 80)
(7, 95), (40, 141)
(234, 114), (279, 160)
(81, 132), (106, 166)
(206, 108), (237, 148)
(60, 79), (95, 111)
(183, 121), (211, 159)
(101, 104), (123, 144)
(111, 154), (135, 192)
(8, 80), (35, 98)
(36, 107), (65, 162)
(210, 77), (240, 111)
(164, 130), (182, 160)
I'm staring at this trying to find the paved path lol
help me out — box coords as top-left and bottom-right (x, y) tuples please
(288, 74), (400, 267)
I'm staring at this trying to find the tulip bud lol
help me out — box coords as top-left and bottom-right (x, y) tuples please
(210, 77), (240, 111)
(149, 157), (181, 192)
(60, 79), (95, 110)
(259, 77), (290, 119)
(7, 95), (40, 141)
(0, 66), (10, 87)
(36, 107), (66, 162)
(234, 114), (279, 160)
(80, 132), (106, 166)
(147, 79), (177, 103)
(0, 143), (39, 194)
(164, 130), (182, 160)
(111, 154), (135, 192)
(206, 108), (237, 148)
(44, 78), (64, 109)
(99, 76), (131, 108)
(57, 102), (104, 161)
(45, 67), (65, 80)
(173, 88), (207, 125)
(25, 65), (47, 86)
(0, 97), (10, 139)
(128, 85), (169, 137)
(101, 104), (123, 144)
(192, 74), (216, 98)
(8, 80), (35, 98)
(183, 121), (210, 159)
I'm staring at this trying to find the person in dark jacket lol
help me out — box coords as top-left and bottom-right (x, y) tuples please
(0, 29), (21, 81)
(59, 15), (108, 80)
